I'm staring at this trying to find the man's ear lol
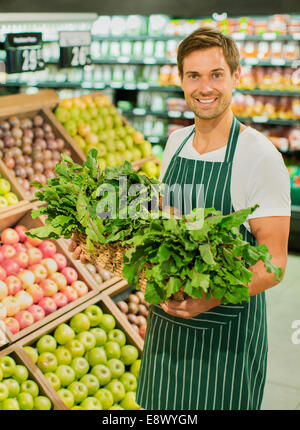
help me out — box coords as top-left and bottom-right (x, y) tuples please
(233, 65), (241, 88)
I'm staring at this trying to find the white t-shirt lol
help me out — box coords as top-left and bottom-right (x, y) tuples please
(159, 125), (291, 233)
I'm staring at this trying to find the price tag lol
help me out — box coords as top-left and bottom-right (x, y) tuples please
(59, 31), (91, 68)
(4, 33), (44, 74)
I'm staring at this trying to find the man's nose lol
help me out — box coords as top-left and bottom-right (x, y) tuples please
(196, 77), (213, 94)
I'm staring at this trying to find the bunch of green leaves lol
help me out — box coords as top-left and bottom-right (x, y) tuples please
(122, 205), (283, 305)
(26, 149), (160, 249)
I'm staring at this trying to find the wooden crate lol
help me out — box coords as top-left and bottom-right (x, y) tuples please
(17, 292), (143, 409)
(0, 343), (66, 409)
(0, 208), (105, 344)
(0, 200), (33, 231)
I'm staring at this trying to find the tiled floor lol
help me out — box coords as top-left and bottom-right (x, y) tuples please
(261, 252), (300, 410)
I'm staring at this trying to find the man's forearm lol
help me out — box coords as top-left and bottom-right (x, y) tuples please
(248, 258), (286, 297)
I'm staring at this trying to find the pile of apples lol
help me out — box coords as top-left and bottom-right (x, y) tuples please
(0, 174), (19, 210)
(24, 304), (141, 410)
(0, 225), (89, 335)
(117, 291), (149, 340)
(138, 159), (161, 180)
(0, 354), (52, 410)
(54, 94), (153, 169)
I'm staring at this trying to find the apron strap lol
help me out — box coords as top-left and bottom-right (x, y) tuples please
(224, 116), (241, 162)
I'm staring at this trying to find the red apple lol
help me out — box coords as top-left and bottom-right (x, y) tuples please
(41, 258), (58, 275)
(4, 317), (20, 334)
(26, 283), (44, 304)
(0, 302), (7, 320)
(38, 240), (57, 258)
(0, 266), (6, 281)
(14, 225), (28, 242)
(15, 290), (33, 310)
(17, 270), (35, 288)
(27, 304), (45, 322)
(61, 267), (78, 284)
(13, 251), (29, 269)
(15, 310), (35, 329)
(28, 264), (47, 283)
(1, 259), (19, 276)
(2, 296), (20, 317)
(53, 253), (67, 271)
(13, 243), (27, 253)
(60, 285), (78, 302)
(0, 252), (3, 264)
(26, 247), (43, 265)
(52, 292), (68, 308)
(49, 272), (67, 290)
(38, 297), (57, 315)
(5, 275), (22, 296)
(71, 280), (88, 297)
(0, 244), (16, 259)
(1, 228), (19, 245)
(0, 280), (8, 300)
(40, 279), (58, 297)
(25, 236), (43, 247)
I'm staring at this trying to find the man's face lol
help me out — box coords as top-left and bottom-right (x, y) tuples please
(180, 47), (240, 120)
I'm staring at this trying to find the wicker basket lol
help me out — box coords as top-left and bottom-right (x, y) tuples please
(74, 231), (148, 291)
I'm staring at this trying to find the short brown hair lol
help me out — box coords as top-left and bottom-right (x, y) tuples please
(177, 27), (240, 77)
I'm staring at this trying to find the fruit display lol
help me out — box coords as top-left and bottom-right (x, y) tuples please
(0, 353), (53, 410)
(0, 112), (76, 200)
(0, 172), (20, 210)
(22, 301), (141, 410)
(116, 289), (149, 340)
(137, 159), (161, 180)
(54, 93), (155, 169)
(0, 223), (90, 338)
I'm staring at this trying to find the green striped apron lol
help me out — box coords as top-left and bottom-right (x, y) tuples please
(136, 117), (268, 410)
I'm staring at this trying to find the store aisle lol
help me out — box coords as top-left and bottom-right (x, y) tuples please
(261, 253), (300, 410)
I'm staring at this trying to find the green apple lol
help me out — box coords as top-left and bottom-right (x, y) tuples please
(120, 372), (137, 392)
(2, 398), (19, 410)
(44, 372), (61, 391)
(84, 305), (103, 327)
(71, 406), (83, 410)
(55, 365), (75, 387)
(70, 357), (89, 379)
(109, 404), (124, 410)
(0, 367), (2, 381)
(36, 334), (57, 354)
(130, 359), (141, 379)
(65, 339), (85, 358)
(120, 345), (139, 365)
(120, 391), (140, 410)
(99, 314), (116, 332)
(79, 373), (99, 396)
(107, 358), (125, 379)
(105, 379), (125, 403)
(80, 396), (102, 410)
(140, 140), (152, 158)
(3, 378), (20, 397)
(37, 352), (58, 373)
(0, 196), (8, 209)
(55, 107), (70, 123)
(104, 341), (121, 360)
(13, 365), (29, 384)
(34, 395), (52, 410)
(0, 382), (9, 401)
(23, 346), (38, 364)
(54, 323), (75, 345)
(5, 192), (19, 206)
(89, 328), (107, 346)
(70, 313), (90, 333)
(91, 364), (111, 386)
(94, 388), (113, 410)
(0, 178), (11, 196)
(21, 380), (39, 398)
(57, 388), (74, 409)
(108, 329), (126, 347)
(76, 331), (96, 351)
(54, 346), (72, 365)
(68, 381), (88, 404)
(18, 392), (34, 410)
(0, 356), (16, 378)
(86, 347), (107, 367)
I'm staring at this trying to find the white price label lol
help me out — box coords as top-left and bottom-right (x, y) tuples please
(22, 48), (42, 72)
(71, 46), (90, 67)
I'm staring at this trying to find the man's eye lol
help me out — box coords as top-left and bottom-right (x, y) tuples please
(190, 74), (198, 79)
(213, 73), (222, 78)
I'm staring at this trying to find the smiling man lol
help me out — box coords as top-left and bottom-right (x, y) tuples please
(135, 27), (291, 410)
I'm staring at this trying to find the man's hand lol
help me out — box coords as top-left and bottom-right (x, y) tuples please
(160, 294), (221, 319)
(68, 234), (87, 263)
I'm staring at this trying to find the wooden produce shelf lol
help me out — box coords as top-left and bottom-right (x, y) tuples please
(0, 343), (66, 409)
(0, 200), (34, 231)
(0, 208), (102, 345)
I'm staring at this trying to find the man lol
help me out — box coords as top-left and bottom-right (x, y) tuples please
(70, 27), (291, 410)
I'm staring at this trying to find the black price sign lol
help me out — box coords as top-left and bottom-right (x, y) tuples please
(5, 32), (44, 74)
(59, 31), (91, 68)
